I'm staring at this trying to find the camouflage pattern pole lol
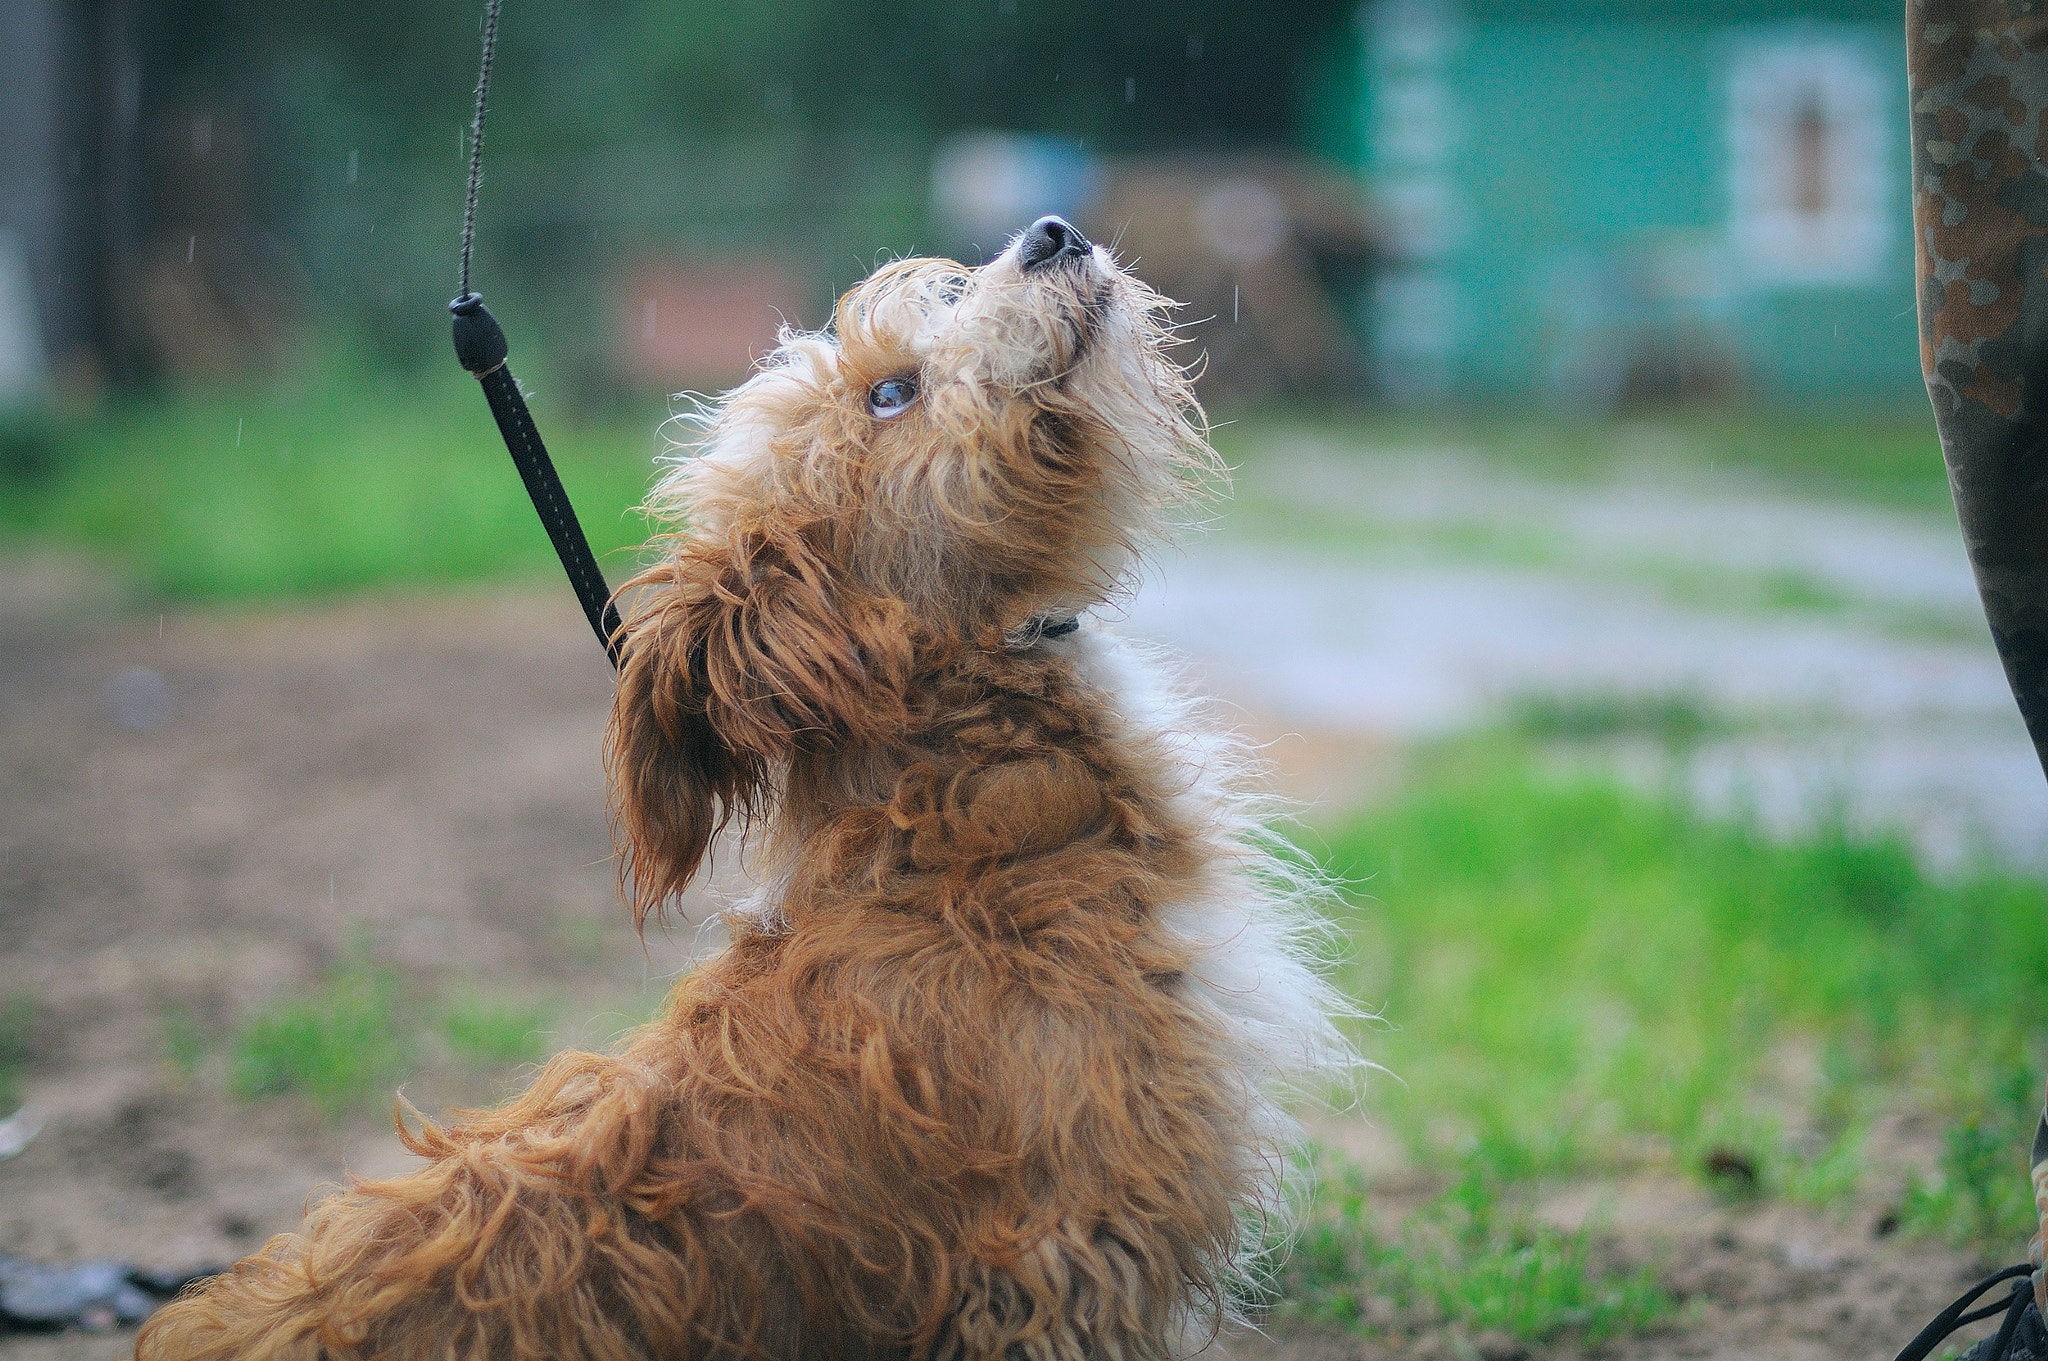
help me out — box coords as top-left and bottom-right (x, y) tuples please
(1907, 0), (2048, 1314)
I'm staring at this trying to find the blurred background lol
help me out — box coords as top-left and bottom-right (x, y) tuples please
(0, 0), (1923, 407)
(7, 3), (2048, 1359)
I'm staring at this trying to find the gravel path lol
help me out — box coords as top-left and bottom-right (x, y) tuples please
(1127, 444), (2046, 864)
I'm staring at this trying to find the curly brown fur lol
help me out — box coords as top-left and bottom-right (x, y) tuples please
(138, 223), (1350, 1361)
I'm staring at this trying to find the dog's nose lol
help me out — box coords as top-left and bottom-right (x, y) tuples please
(1019, 215), (1091, 270)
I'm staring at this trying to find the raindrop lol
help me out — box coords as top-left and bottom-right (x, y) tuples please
(1233, 285), (1239, 323)
(347, 149), (359, 183)
(235, 418), (243, 446)
(1125, 77), (1136, 103)
(643, 297), (658, 341)
(187, 235), (195, 263)
(106, 667), (173, 732)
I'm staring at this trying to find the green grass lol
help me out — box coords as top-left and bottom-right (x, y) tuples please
(1313, 737), (2048, 1237)
(1267, 1155), (1672, 1345)
(220, 965), (564, 1117)
(1506, 690), (1724, 745)
(0, 360), (665, 601)
(442, 996), (553, 1067)
(230, 962), (411, 1115)
(1901, 1062), (2045, 1250)
(1260, 737), (2048, 1339)
(160, 1004), (208, 1081)
(0, 994), (36, 1114)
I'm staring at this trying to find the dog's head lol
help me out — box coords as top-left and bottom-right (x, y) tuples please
(607, 218), (1213, 917)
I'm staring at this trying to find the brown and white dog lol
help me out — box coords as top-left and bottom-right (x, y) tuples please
(136, 216), (1350, 1361)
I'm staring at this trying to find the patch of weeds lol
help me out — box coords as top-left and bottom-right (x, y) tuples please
(1265, 1157), (1672, 1346)
(1901, 1062), (2042, 1254)
(1777, 1125), (1867, 1208)
(0, 994), (35, 1112)
(1648, 562), (1858, 620)
(442, 997), (552, 1067)
(1757, 568), (1851, 613)
(553, 912), (618, 968)
(1507, 690), (1721, 746)
(230, 963), (409, 1116)
(160, 1005), (208, 1080)
(1213, 410), (1953, 513)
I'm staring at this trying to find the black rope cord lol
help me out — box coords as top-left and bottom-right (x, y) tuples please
(457, 0), (499, 300)
(448, 0), (623, 667)
(1893, 1264), (2039, 1361)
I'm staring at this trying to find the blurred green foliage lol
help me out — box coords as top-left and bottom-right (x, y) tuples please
(0, 376), (1955, 604)
(1, 358), (663, 599)
(1218, 411), (1953, 512)
(1506, 690), (1722, 745)
(1901, 1061), (2045, 1253)
(442, 995), (553, 1067)
(149, 0), (1358, 365)
(0, 994), (37, 1115)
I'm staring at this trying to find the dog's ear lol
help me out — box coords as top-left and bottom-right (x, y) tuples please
(606, 520), (915, 923)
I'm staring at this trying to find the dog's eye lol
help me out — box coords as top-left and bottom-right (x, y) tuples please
(868, 376), (917, 419)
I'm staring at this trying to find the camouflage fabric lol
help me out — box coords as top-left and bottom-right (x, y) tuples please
(1909, 0), (2048, 1308)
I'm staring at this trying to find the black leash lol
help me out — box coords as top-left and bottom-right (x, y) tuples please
(447, 0), (623, 668)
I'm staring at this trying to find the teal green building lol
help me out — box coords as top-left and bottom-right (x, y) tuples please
(1352, 0), (1919, 406)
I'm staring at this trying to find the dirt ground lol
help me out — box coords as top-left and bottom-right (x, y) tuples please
(0, 556), (2008, 1359)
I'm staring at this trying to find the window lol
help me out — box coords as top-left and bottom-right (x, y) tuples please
(1726, 35), (1892, 285)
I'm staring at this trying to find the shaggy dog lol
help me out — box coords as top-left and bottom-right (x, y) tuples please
(136, 216), (1349, 1361)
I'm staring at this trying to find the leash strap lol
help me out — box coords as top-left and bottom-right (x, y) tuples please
(448, 0), (622, 668)
(451, 295), (623, 666)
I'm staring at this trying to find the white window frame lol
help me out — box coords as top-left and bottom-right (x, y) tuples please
(1726, 33), (1893, 287)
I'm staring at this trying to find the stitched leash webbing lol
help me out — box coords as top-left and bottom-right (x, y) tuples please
(472, 350), (624, 666)
(447, 0), (622, 668)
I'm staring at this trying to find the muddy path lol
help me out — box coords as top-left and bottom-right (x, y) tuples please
(0, 559), (2003, 1359)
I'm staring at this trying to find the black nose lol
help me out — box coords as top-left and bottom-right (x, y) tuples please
(1019, 215), (1091, 270)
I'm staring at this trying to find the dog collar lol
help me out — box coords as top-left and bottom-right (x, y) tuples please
(1006, 613), (1081, 649)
